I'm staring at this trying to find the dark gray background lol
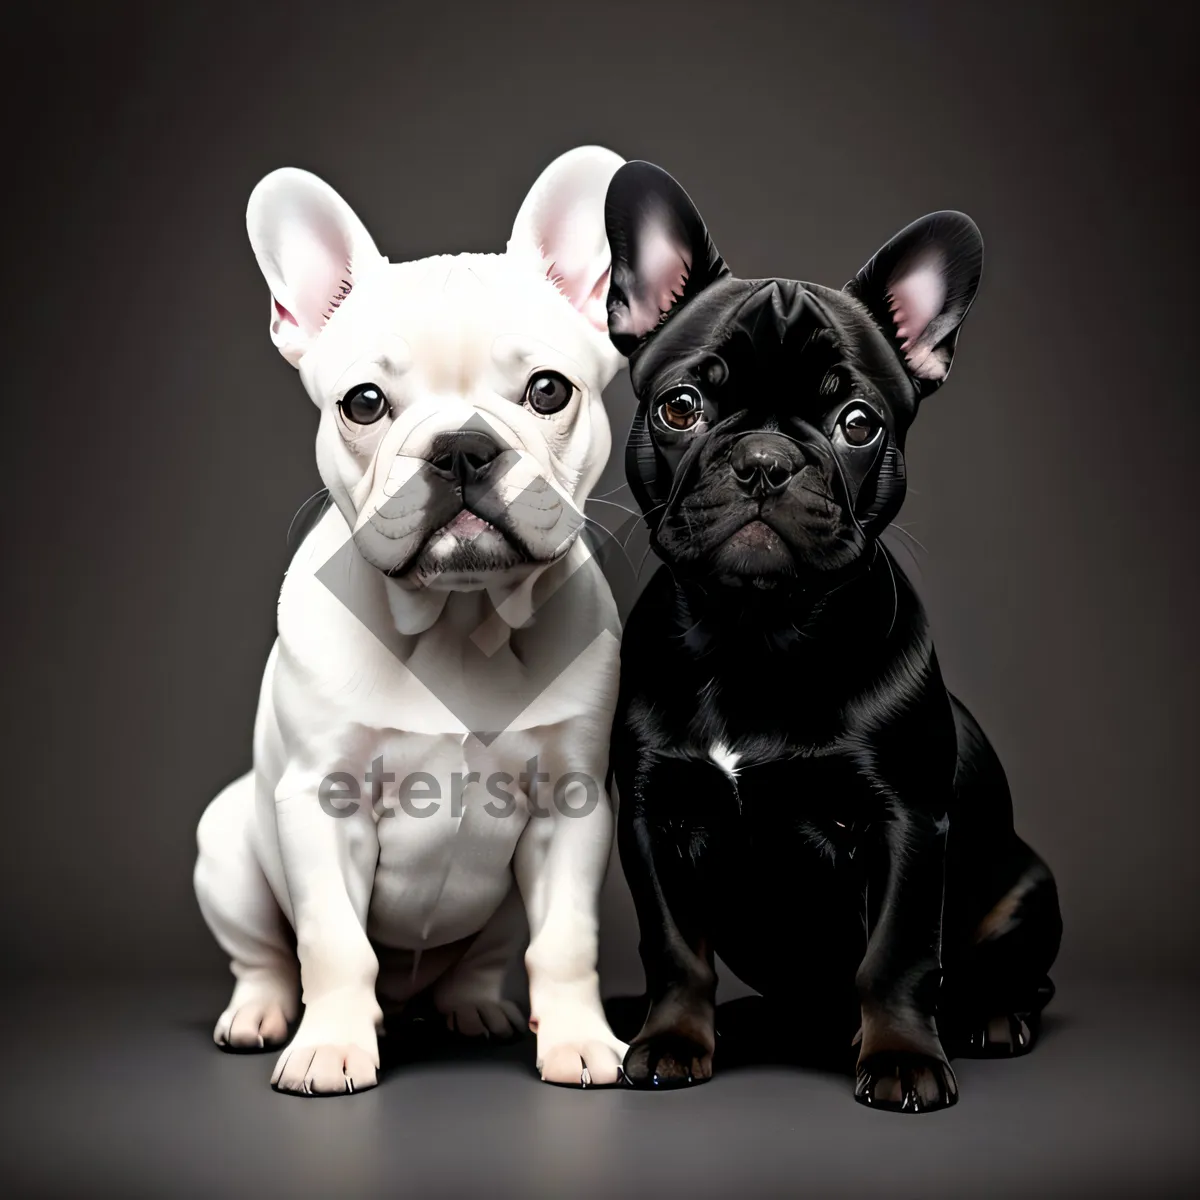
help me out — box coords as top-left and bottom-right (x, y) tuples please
(2, 2), (1197, 1196)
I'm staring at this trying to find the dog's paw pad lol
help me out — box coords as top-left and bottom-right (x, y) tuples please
(855, 1051), (957, 1113)
(623, 1033), (713, 1089)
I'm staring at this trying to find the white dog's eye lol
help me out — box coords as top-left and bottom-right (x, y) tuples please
(340, 383), (390, 425)
(524, 371), (576, 416)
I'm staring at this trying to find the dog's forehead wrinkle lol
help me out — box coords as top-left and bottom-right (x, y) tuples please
(694, 280), (840, 395)
(366, 351), (411, 378)
(492, 337), (547, 369)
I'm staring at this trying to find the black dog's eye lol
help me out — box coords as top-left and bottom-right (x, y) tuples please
(657, 386), (704, 431)
(340, 383), (390, 425)
(525, 371), (576, 415)
(839, 404), (881, 447)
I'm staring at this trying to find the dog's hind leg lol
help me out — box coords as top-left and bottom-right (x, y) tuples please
(941, 845), (1062, 1058)
(431, 883), (526, 1039)
(195, 772), (299, 1051)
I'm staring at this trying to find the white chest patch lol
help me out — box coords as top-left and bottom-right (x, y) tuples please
(708, 741), (742, 782)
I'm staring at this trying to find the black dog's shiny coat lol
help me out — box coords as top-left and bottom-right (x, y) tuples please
(604, 163), (1061, 1112)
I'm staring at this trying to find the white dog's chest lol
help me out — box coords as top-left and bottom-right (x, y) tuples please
(364, 730), (538, 950)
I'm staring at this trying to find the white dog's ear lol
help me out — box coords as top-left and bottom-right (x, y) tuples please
(508, 146), (625, 334)
(246, 168), (384, 367)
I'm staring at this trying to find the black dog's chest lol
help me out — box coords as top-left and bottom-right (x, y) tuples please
(727, 752), (879, 851)
(660, 663), (883, 856)
(674, 699), (882, 870)
(695, 750), (877, 991)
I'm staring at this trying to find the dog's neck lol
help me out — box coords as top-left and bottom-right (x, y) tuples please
(667, 543), (906, 659)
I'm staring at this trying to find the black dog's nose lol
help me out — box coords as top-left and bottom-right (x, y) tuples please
(428, 430), (502, 480)
(730, 434), (799, 497)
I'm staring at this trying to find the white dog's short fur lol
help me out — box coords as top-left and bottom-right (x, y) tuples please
(194, 148), (628, 1095)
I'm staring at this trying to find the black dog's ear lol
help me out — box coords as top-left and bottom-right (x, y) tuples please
(844, 211), (983, 395)
(604, 161), (729, 356)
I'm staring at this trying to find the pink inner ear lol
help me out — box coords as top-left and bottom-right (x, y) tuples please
(545, 258), (611, 332)
(642, 222), (690, 311)
(887, 254), (946, 355)
(621, 214), (691, 337)
(274, 297), (299, 326)
(579, 265), (611, 332)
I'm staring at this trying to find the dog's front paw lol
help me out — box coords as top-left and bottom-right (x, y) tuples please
(215, 997), (293, 1052)
(270, 994), (382, 1097)
(854, 1051), (957, 1113)
(623, 1032), (713, 1089)
(539, 1035), (627, 1087)
(533, 1009), (627, 1087)
(213, 970), (299, 1053)
(957, 1012), (1035, 1058)
(271, 1041), (379, 1096)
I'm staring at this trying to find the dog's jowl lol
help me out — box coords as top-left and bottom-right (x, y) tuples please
(193, 148), (629, 1095)
(603, 162), (1062, 1111)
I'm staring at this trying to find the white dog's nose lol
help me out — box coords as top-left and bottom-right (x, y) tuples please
(426, 429), (503, 481)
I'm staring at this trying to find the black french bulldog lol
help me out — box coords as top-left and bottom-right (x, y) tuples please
(603, 162), (1062, 1113)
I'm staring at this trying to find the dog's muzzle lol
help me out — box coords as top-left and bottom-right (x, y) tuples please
(351, 421), (584, 583)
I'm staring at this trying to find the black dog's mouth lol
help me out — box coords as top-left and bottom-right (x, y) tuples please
(712, 517), (797, 583)
(728, 518), (785, 551)
(655, 467), (866, 586)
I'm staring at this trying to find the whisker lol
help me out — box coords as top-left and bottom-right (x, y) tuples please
(587, 497), (643, 521)
(287, 488), (331, 547)
(887, 523), (928, 555)
(636, 542), (658, 579)
(877, 543), (899, 640)
(590, 481), (633, 500)
(624, 504), (664, 551)
(580, 515), (638, 576)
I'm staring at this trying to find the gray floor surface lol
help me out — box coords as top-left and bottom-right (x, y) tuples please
(3, 976), (1197, 1198)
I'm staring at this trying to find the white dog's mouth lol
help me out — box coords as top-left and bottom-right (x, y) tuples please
(354, 501), (536, 591)
(400, 508), (529, 586)
(437, 510), (497, 539)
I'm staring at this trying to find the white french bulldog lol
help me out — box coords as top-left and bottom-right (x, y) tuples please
(194, 147), (629, 1096)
